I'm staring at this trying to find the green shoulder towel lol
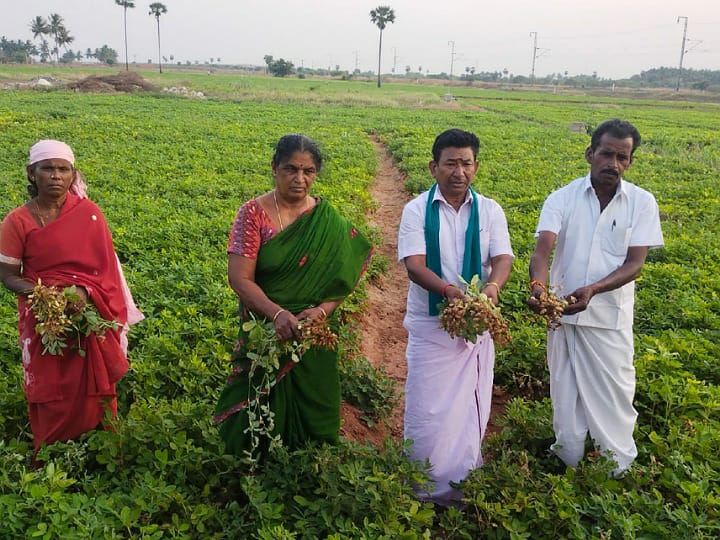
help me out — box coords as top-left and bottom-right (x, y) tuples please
(424, 182), (482, 315)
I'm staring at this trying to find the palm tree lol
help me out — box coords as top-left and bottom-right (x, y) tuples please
(29, 16), (50, 63)
(148, 3), (167, 73)
(39, 39), (51, 63)
(369, 6), (396, 88)
(57, 26), (75, 53)
(30, 16), (50, 42)
(115, 0), (136, 71)
(47, 13), (65, 64)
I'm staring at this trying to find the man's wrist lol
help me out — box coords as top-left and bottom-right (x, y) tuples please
(529, 279), (546, 292)
(440, 282), (457, 298)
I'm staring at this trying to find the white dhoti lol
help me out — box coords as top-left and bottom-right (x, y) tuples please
(404, 322), (495, 505)
(548, 323), (637, 474)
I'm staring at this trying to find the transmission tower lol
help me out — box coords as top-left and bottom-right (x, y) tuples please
(448, 41), (456, 78)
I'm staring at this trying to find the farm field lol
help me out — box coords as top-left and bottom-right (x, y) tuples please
(0, 68), (719, 538)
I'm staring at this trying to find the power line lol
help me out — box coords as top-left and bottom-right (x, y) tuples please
(677, 16), (688, 91)
(448, 40), (456, 78)
(529, 32), (549, 81)
(529, 32), (537, 81)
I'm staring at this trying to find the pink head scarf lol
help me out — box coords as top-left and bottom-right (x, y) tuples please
(28, 139), (88, 198)
(29, 139), (75, 166)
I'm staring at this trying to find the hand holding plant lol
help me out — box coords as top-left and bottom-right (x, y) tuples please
(528, 284), (576, 330)
(240, 311), (338, 466)
(28, 280), (119, 356)
(438, 275), (511, 347)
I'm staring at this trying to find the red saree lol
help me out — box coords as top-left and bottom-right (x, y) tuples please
(11, 194), (129, 450)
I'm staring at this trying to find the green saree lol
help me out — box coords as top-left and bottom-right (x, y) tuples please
(214, 199), (372, 456)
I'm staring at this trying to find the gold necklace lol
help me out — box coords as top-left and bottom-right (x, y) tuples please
(273, 190), (312, 232)
(33, 199), (48, 227)
(273, 189), (284, 231)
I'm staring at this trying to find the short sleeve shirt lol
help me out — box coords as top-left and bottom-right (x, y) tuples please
(536, 174), (664, 329)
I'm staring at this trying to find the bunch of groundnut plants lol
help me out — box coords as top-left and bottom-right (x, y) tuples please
(28, 279), (118, 357)
(531, 287), (576, 330)
(241, 311), (338, 468)
(438, 274), (511, 347)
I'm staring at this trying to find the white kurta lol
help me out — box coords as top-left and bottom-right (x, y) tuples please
(398, 187), (513, 504)
(536, 174), (664, 473)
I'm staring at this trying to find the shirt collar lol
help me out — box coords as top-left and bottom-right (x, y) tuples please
(582, 173), (627, 198)
(432, 185), (473, 207)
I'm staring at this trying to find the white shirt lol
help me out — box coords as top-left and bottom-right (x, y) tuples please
(398, 187), (514, 328)
(536, 174), (664, 329)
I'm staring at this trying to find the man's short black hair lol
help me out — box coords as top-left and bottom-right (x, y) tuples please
(591, 119), (641, 154)
(432, 129), (480, 162)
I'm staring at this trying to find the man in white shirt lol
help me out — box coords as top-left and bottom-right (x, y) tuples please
(529, 119), (664, 475)
(398, 128), (513, 504)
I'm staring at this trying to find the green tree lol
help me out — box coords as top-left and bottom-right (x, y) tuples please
(29, 16), (50, 45)
(264, 55), (294, 77)
(115, 0), (135, 71)
(0, 37), (36, 64)
(369, 6), (396, 88)
(48, 13), (66, 64)
(29, 16), (50, 63)
(94, 44), (119, 65)
(148, 2), (167, 73)
(39, 39), (51, 62)
(60, 49), (77, 64)
(263, 54), (274, 74)
(57, 26), (74, 55)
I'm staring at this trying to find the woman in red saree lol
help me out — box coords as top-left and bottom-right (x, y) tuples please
(0, 140), (143, 453)
(214, 134), (373, 460)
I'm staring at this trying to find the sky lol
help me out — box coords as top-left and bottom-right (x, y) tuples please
(2, 0), (719, 80)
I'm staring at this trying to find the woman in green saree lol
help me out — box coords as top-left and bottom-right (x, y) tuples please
(214, 134), (373, 458)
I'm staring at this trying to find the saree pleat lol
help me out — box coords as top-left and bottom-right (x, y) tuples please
(215, 199), (372, 456)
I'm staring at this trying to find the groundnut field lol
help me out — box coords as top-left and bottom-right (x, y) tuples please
(1, 68), (719, 538)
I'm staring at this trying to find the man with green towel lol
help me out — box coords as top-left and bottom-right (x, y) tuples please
(398, 128), (514, 505)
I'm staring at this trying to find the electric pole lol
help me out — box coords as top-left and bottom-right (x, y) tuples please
(392, 47), (398, 73)
(676, 16), (688, 92)
(530, 32), (538, 83)
(448, 40), (456, 78)
(353, 50), (359, 73)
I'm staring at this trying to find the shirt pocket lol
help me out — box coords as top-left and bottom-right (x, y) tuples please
(601, 226), (633, 257)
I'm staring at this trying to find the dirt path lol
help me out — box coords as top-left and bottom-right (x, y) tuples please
(340, 139), (409, 444)
(340, 138), (506, 446)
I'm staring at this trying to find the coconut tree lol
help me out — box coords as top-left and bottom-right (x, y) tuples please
(39, 39), (51, 63)
(47, 13), (66, 64)
(29, 16), (50, 43)
(369, 6), (396, 88)
(29, 16), (50, 63)
(115, 0), (136, 71)
(148, 3), (167, 73)
(57, 26), (75, 54)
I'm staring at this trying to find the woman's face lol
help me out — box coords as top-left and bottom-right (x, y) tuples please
(272, 151), (318, 202)
(28, 158), (75, 198)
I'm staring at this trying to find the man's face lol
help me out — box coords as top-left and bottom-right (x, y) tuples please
(429, 146), (478, 201)
(585, 134), (634, 191)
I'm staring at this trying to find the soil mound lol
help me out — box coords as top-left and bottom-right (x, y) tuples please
(69, 72), (155, 93)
